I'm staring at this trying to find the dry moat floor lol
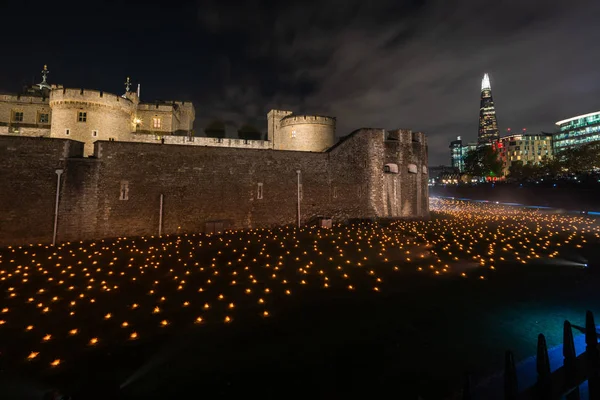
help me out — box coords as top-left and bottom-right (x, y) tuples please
(2, 198), (600, 399)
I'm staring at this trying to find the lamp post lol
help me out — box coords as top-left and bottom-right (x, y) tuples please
(52, 169), (64, 246)
(296, 170), (301, 228)
(158, 194), (164, 236)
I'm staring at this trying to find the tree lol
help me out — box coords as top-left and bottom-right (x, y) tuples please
(538, 156), (562, 177)
(237, 124), (262, 141)
(559, 142), (600, 174)
(508, 161), (542, 182)
(204, 120), (226, 138)
(464, 146), (503, 178)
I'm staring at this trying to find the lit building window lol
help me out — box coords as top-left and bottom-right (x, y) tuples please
(153, 117), (161, 129)
(291, 130), (296, 138)
(78, 112), (87, 122)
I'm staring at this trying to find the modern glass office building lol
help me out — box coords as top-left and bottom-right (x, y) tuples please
(449, 136), (477, 173)
(554, 111), (600, 152)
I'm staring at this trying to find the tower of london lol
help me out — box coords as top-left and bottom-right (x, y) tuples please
(0, 66), (429, 246)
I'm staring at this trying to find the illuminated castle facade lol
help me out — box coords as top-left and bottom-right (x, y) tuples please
(0, 66), (430, 246)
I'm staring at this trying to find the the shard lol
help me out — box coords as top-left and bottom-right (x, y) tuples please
(478, 73), (500, 145)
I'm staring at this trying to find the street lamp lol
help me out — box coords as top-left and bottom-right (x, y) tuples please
(52, 169), (64, 246)
(296, 170), (301, 228)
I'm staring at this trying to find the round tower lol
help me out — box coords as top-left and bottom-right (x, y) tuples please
(275, 114), (336, 152)
(49, 88), (138, 155)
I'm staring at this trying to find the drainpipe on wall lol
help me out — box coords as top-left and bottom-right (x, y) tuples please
(52, 169), (64, 246)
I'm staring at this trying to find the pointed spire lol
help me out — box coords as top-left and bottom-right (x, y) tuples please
(481, 73), (491, 91)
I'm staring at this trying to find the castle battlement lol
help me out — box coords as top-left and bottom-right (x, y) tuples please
(49, 88), (136, 112)
(279, 114), (336, 128)
(0, 94), (49, 104)
(137, 101), (194, 112)
(387, 129), (427, 145)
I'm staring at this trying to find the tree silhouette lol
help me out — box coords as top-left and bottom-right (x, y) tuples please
(204, 120), (226, 138)
(464, 146), (503, 178)
(237, 124), (262, 141)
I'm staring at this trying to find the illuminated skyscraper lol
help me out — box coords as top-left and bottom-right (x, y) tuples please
(478, 73), (500, 145)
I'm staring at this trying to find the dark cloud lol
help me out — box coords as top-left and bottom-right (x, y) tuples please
(190, 0), (600, 164)
(2, 0), (600, 164)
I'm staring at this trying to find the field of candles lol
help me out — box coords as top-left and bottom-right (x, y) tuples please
(2, 198), (600, 399)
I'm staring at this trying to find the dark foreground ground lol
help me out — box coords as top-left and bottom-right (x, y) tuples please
(1, 199), (600, 399)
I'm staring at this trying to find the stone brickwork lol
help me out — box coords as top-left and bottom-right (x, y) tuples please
(1, 83), (195, 154)
(49, 88), (138, 156)
(136, 101), (195, 135)
(0, 94), (51, 134)
(267, 110), (336, 152)
(0, 137), (83, 246)
(0, 129), (428, 246)
(0, 126), (50, 137)
(128, 133), (272, 149)
(379, 130), (429, 217)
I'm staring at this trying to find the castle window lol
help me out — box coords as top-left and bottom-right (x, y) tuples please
(65, 129), (70, 136)
(78, 112), (87, 122)
(38, 113), (49, 124)
(257, 183), (263, 200)
(384, 163), (399, 174)
(333, 186), (338, 199)
(119, 181), (129, 201)
(92, 130), (98, 137)
(152, 117), (161, 129)
(291, 130), (296, 138)
(12, 111), (24, 122)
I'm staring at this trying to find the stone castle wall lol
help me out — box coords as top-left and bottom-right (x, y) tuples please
(0, 94), (51, 133)
(276, 115), (336, 152)
(0, 137), (83, 245)
(0, 131), (428, 246)
(127, 133), (272, 149)
(379, 130), (429, 218)
(49, 89), (137, 156)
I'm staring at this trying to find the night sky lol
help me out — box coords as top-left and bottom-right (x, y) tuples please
(2, 0), (600, 165)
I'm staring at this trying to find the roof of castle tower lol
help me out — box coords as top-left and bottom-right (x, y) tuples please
(280, 113), (336, 122)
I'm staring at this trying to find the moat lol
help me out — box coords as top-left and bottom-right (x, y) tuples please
(1, 198), (600, 399)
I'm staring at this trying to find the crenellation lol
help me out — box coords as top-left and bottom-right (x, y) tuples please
(0, 67), (428, 246)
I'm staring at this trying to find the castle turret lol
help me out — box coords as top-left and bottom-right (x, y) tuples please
(267, 109), (335, 152)
(49, 88), (137, 155)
